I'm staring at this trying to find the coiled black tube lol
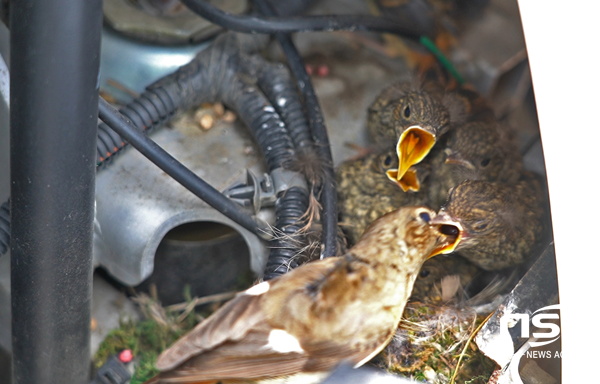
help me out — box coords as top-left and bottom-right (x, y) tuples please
(0, 200), (9, 255)
(226, 76), (295, 170)
(250, 55), (313, 149)
(254, 0), (339, 258)
(263, 187), (309, 280)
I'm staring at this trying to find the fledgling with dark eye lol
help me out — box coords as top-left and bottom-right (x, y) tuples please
(431, 174), (546, 271)
(367, 80), (464, 192)
(336, 149), (429, 245)
(423, 120), (523, 208)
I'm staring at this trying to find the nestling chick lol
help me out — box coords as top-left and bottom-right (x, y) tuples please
(431, 174), (546, 270)
(367, 82), (453, 191)
(367, 81), (494, 192)
(336, 149), (429, 244)
(426, 120), (523, 207)
(145, 207), (458, 384)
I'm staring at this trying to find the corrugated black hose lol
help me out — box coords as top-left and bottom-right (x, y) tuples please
(249, 55), (312, 150)
(253, 0), (339, 258)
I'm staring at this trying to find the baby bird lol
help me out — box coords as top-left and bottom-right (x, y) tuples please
(425, 120), (523, 208)
(337, 149), (429, 245)
(431, 174), (546, 270)
(367, 82), (452, 191)
(145, 207), (457, 384)
(367, 81), (495, 192)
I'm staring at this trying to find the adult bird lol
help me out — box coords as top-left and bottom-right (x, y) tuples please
(145, 206), (458, 383)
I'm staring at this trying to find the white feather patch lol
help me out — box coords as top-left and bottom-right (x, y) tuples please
(244, 281), (270, 296)
(264, 329), (304, 353)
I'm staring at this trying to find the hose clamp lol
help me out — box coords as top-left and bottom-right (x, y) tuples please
(224, 168), (308, 213)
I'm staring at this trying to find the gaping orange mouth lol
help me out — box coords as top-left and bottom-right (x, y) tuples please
(387, 126), (436, 192)
(428, 211), (464, 258)
(429, 224), (462, 258)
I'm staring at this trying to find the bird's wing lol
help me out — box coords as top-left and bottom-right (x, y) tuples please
(155, 289), (266, 371)
(148, 324), (309, 383)
(148, 257), (386, 383)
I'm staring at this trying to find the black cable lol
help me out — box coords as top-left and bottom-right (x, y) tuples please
(98, 96), (269, 239)
(179, 0), (426, 40)
(254, 0), (339, 258)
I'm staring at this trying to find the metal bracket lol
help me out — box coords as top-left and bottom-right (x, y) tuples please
(224, 168), (308, 213)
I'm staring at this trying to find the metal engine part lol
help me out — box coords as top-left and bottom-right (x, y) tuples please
(93, 113), (270, 287)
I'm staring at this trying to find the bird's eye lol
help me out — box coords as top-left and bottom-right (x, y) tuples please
(403, 105), (411, 118)
(419, 269), (430, 278)
(480, 158), (491, 167)
(419, 212), (431, 222)
(440, 225), (459, 236)
(473, 221), (489, 231)
(383, 155), (393, 167)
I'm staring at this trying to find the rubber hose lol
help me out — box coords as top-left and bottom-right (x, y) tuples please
(263, 187), (309, 280)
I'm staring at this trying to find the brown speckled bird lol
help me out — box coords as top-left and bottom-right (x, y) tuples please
(424, 120), (523, 208)
(337, 149), (429, 244)
(145, 207), (457, 384)
(366, 81), (496, 192)
(431, 174), (546, 270)
(367, 82), (454, 191)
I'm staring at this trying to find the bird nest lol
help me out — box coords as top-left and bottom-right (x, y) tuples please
(374, 302), (497, 383)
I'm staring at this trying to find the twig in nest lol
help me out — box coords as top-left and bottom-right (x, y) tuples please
(131, 293), (169, 328)
(449, 311), (494, 384)
(166, 291), (236, 312)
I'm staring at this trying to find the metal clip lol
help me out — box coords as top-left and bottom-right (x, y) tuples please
(223, 170), (276, 213)
(224, 168), (308, 213)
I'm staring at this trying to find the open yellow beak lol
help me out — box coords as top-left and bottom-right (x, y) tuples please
(385, 168), (420, 192)
(387, 126), (436, 192)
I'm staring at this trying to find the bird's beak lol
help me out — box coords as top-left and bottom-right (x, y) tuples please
(444, 149), (475, 170)
(385, 168), (420, 192)
(428, 211), (464, 258)
(388, 126), (436, 192)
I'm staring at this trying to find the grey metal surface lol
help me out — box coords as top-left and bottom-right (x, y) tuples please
(93, 113), (270, 286)
(99, 27), (210, 100)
